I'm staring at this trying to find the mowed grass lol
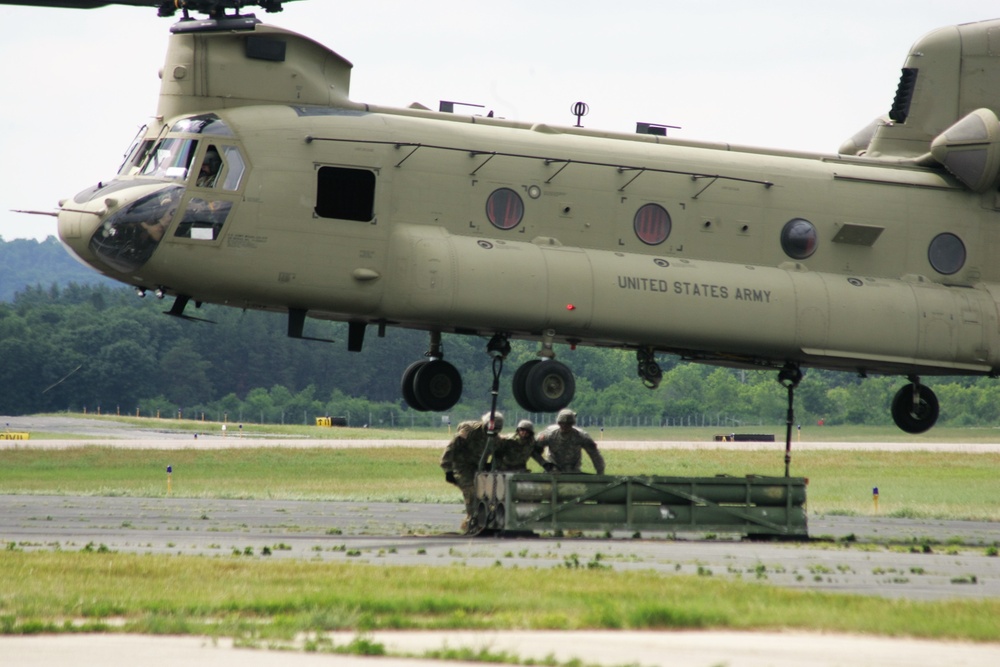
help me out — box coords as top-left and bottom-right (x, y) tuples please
(0, 447), (449, 502)
(2, 550), (999, 642)
(2, 431), (999, 646)
(0, 446), (997, 520)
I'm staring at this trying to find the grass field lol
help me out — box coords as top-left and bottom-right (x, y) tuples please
(2, 550), (999, 644)
(2, 415), (999, 649)
(1, 446), (997, 520)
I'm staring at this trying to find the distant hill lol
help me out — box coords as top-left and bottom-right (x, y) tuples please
(0, 236), (116, 301)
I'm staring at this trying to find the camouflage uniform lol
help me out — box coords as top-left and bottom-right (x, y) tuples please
(492, 432), (536, 472)
(535, 412), (605, 474)
(439, 414), (503, 525)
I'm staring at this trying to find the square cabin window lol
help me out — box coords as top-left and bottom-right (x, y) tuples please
(315, 166), (375, 221)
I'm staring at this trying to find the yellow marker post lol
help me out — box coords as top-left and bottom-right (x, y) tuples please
(873, 486), (879, 513)
(167, 465), (173, 496)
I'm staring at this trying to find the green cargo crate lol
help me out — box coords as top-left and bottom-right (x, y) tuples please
(470, 472), (808, 538)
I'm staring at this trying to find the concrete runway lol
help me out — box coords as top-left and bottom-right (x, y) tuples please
(4, 631), (1000, 667)
(2, 416), (1000, 665)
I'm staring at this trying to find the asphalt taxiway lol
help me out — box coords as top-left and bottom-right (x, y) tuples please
(2, 494), (999, 601)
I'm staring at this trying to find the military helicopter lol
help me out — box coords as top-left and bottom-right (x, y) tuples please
(8, 0), (1000, 433)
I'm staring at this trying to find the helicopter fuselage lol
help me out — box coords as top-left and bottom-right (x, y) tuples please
(55, 19), (1000, 429)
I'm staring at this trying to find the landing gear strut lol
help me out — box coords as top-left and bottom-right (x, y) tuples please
(511, 329), (576, 413)
(400, 331), (463, 412)
(891, 376), (939, 434)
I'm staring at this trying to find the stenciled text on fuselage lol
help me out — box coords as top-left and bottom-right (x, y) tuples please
(616, 275), (772, 303)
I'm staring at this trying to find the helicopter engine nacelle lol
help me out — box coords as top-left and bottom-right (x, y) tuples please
(930, 108), (1000, 193)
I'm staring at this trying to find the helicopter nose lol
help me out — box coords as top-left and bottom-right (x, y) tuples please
(57, 197), (111, 267)
(57, 182), (184, 275)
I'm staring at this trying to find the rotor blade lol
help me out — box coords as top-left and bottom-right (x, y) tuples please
(0, 1), (302, 12)
(0, 1), (161, 8)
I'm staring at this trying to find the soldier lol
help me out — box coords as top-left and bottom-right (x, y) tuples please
(492, 419), (542, 472)
(535, 408), (606, 474)
(440, 411), (504, 530)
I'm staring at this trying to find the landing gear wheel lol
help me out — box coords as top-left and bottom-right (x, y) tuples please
(512, 359), (543, 412)
(891, 383), (939, 434)
(412, 359), (463, 412)
(525, 360), (576, 413)
(400, 360), (429, 411)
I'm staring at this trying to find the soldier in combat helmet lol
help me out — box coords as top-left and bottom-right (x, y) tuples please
(535, 409), (606, 474)
(492, 419), (544, 472)
(440, 411), (504, 531)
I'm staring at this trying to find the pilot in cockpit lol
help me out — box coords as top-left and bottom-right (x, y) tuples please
(196, 147), (222, 188)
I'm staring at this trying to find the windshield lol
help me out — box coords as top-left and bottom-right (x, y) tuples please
(88, 185), (184, 273)
(171, 113), (234, 136)
(139, 138), (199, 180)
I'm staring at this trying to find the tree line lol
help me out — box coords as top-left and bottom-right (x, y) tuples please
(0, 236), (114, 302)
(3, 282), (1000, 428)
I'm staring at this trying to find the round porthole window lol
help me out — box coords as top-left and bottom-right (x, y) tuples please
(486, 188), (524, 230)
(928, 233), (966, 275)
(633, 203), (671, 245)
(780, 218), (818, 259)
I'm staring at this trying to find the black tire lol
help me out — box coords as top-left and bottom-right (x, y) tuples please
(400, 360), (429, 411)
(412, 359), (463, 412)
(891, 383), (939, 434)
(512, 359), (543, 412)
(525, 360), (576, 413)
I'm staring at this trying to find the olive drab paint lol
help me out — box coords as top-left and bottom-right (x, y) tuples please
(43, 6), (1000, 432)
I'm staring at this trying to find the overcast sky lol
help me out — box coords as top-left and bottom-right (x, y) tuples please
(2, 0), (999, 241)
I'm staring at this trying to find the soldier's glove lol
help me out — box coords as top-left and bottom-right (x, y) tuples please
(445, 471), (457, 485)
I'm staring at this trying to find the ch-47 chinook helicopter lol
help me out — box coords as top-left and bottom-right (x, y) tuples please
(9, 0), (1000, 433)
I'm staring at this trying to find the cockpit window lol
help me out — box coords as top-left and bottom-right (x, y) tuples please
(118, 123), (154, 176)
(191, 144), (246, 192)
(221, 146), (246, 191)
(171, 113), (234, 136)
(88, 185), (184, 273)
(119, 138), (155, 176)
(196, 146), (223, 188)
(174, 198), (234, 241)
(139, 137), (199, 180)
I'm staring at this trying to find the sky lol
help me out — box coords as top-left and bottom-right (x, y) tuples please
(2, 0), (999, 241)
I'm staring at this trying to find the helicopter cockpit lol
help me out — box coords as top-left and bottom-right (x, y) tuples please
(77, 113), (246, 274)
